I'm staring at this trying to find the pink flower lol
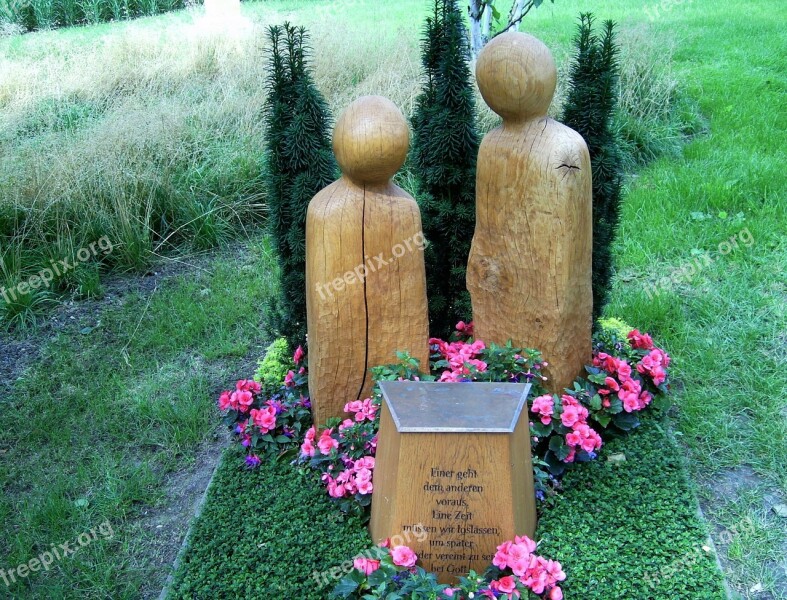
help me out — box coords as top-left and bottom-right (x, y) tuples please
(493, 540), (512, 570)
(531, 394), (554, 425)
(390, 546), (417, 568)
(317, 429), (339, 455)
(353, 557), (380, 575)
(616, 361), (633, 381)
(356, 456), (375, 470)
(513, 536), (537, 552)
(218, 391), (232, 411)
(566, 423), (602, 455)
(455, 321), (474, 336)
(356, 479), (373, 495)
(497, 575), (517, 594)
(549, 587), (564, 600)
(628, 329), (654, 350)
(232, 389), (254, 413)
(293, 345), (305, 365)
(604, 377), (619, 392)
(619, 378), (643, 412)
(300, 438), (315, 457)
(283, 370), (296, 388)
(236, 379), (261, 394)
(250, 406), (277, 433)
(560, 404), (581, 427)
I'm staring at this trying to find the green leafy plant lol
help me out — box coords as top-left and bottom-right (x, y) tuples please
(412, 0), (479, 338)
(253, 337), (295, 395)
(262, 23), (338, 346)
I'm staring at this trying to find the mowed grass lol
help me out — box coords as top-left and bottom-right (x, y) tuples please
(499, 0), (786, 595)
(0, 239), (279, 598)
(593, 1), (785, 598)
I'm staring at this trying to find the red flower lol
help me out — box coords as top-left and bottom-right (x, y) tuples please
(628, 329), (654, 350)
(293, 345), (305, 365)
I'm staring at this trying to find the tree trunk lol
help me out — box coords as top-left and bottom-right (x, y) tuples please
(481, 2), (492, 40)
(468, 0), (484, 59)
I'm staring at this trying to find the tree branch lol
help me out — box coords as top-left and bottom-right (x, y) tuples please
(496, 0), (535, 36)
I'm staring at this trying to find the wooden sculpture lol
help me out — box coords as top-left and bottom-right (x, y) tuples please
(305, 96), (430, 427)
(467, 32), (593, 392)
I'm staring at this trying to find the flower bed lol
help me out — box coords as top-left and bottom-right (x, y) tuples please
(197, 319), (690, 598)
(167, 414), (727, 599)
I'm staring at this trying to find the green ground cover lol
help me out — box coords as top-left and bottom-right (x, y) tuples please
(169, 417), (728, 599)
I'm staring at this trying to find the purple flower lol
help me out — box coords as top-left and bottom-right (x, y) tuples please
(266, 399), (285, 415)
(245, 455), (261, 468)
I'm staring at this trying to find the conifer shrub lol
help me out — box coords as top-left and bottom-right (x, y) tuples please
(561, 14), (623, 322)
(263, 23), (338, 348)
(411, 0), (480, 339)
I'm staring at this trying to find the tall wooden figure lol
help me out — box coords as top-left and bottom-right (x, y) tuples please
(467, 33), (593, 392)
(306, 96), (430, 428)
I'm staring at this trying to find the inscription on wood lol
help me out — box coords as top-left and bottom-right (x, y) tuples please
(370, 382), (536, 583)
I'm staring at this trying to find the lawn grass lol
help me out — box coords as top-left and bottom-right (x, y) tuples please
(597, 1), (786, 596)
(0, 239), (279, 598)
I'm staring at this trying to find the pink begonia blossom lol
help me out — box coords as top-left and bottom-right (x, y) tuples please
(353, 557), (380, 575)
(235, 379), (261, 394)
(560, 395), (589, 427)
(619, 378), (643, 412)
(317, 429), (339, 455)
(293, 345), (305, 365)
(218, 391), (232, 411)
(628, 329), (654, 350)
(531, 394), (555, 425)
(232, 389), (254, 413)
(283, 370), (296, 388)
(455, 320), (474, 336)
(344, 398), (378, 422)
(250, 406), (276, 433)
(390, 545), (417, 567)
(637, 348), (671, 386)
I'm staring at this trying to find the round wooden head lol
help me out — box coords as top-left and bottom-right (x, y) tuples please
(476, 32), (557, 122)
(333, 95), (409, 186)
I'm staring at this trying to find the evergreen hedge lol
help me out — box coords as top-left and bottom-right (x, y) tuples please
(411, 0), (480, 339)
(263, 24), (338, 348)
(561, 14), (624, 322)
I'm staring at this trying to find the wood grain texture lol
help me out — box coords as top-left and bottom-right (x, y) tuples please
(370, 403), (536, 584)
(467, 32), (593, 392)
(306, 96), (430, 427)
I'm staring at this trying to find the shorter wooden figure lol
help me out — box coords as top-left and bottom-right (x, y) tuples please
(306, 96), (430, 428)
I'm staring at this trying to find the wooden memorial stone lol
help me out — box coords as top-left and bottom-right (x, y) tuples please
(370, 381), (536, 584)
(305, 96), (430, 428)
(466, 32), (593, 392)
